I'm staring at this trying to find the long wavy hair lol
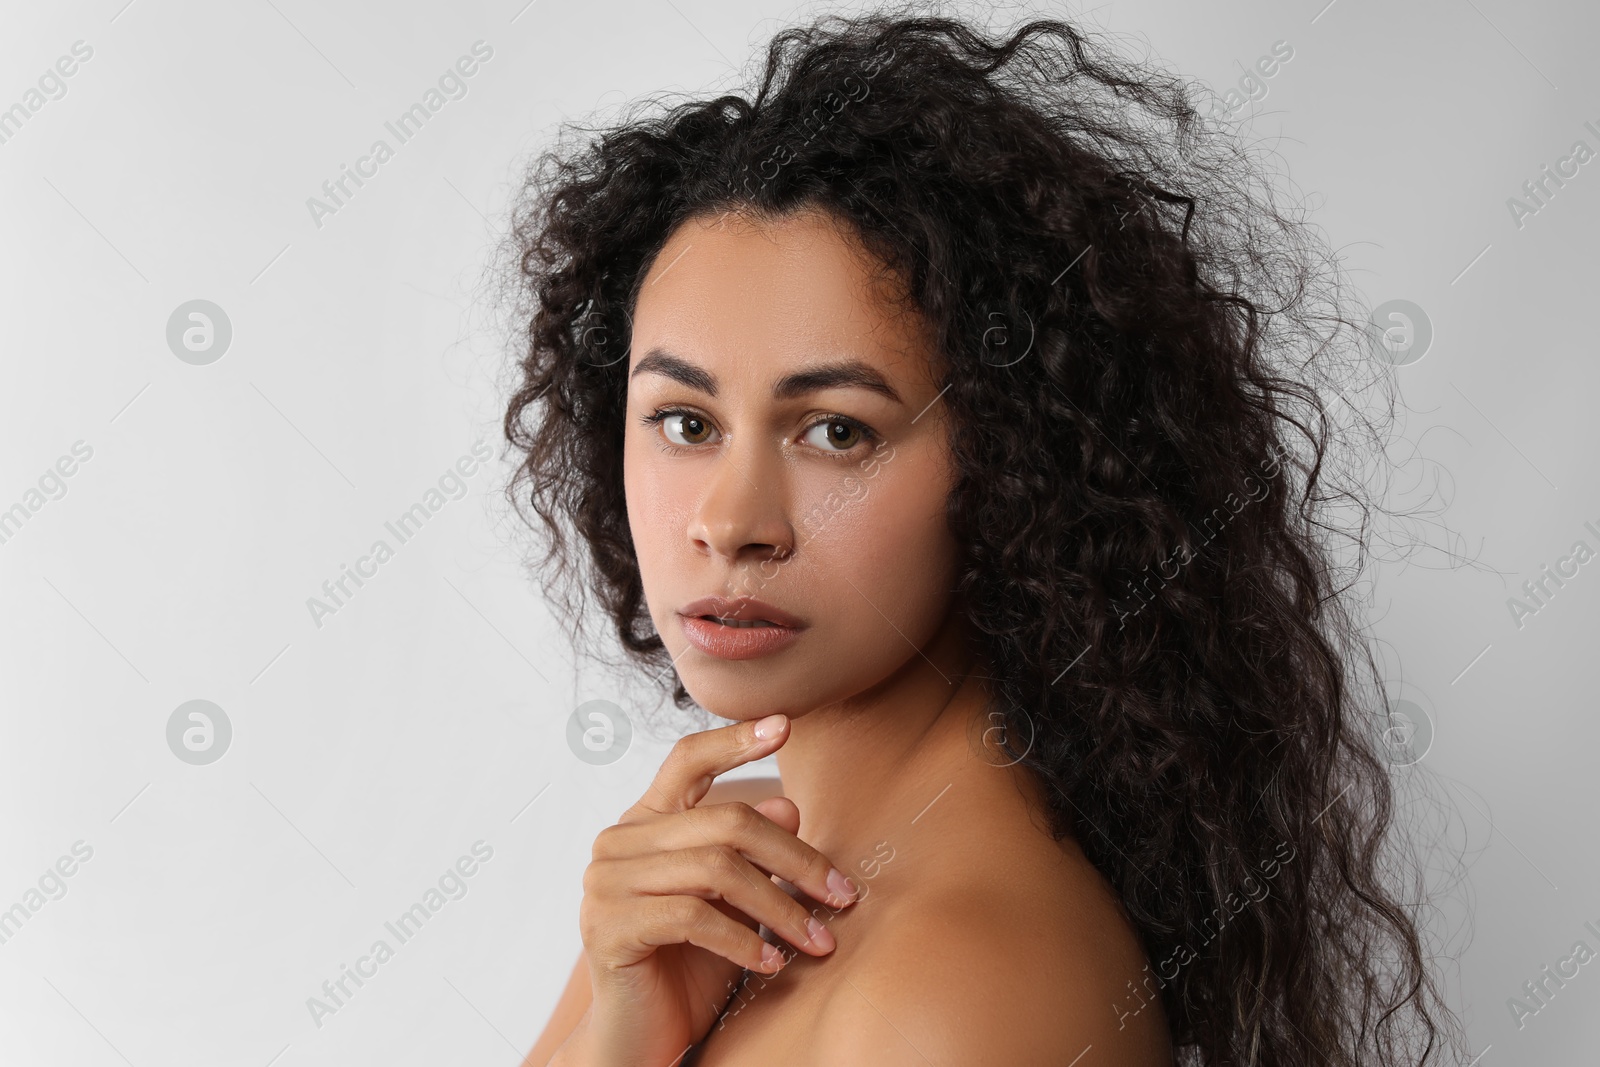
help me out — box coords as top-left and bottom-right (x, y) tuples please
(496, 6), (1467, 1064)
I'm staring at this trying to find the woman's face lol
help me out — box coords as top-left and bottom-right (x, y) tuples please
(623, 206), (962, 720)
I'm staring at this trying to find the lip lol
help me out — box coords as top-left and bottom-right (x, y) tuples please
(678, 595), (805, 628)
(677, 595), (806, 661)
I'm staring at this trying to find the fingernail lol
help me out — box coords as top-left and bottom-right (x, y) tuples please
(806, 917), (836, 953)
(753, 714), (786, 741)
(826, 867), (858, 905)
(761, 943), (784, 971)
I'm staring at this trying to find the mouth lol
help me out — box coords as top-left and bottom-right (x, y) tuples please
(677, 596), (806, 660)
(698, 615), (783, 629)
(678, 595), (806, 629)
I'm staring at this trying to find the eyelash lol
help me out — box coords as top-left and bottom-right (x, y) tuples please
(639, 406), (879, 457)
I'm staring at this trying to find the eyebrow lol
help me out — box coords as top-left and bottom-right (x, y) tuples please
(629, 348), (904, 405)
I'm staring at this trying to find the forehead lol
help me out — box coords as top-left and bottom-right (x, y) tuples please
(628, 207), (937, 391)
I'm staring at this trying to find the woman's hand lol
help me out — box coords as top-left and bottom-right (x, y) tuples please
(573, 713), (859, 1066)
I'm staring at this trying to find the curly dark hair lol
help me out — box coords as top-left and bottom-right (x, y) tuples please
(496, 6), (1467, 1065)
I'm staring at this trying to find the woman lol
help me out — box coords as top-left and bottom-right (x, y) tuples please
(500, 8), (1464, 1065)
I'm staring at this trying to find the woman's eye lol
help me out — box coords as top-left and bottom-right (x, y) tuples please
(801, 418), (866, 452)
(661, 413), (717, 446)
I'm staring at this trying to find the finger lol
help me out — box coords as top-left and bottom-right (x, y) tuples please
(749, 797), (804, 893)
(603, 895), (789, 975)
(706, 896), (760, 934)
(605, 849), (837, 957)
(601, 796), (800, 857)
(753, 796), (799, 837)
(598, 801), (798, 863)
(627, 714), (790, 817)
(595, 800), (856, 909)
(670, 801), (858, 910)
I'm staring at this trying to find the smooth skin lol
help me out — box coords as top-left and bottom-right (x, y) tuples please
(528, 206), (1173, 1066)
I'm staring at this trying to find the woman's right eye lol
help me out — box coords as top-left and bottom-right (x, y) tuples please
(658, 411), (718, 447)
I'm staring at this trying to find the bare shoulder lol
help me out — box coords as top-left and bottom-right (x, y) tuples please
(809, 840), (1172, 1067)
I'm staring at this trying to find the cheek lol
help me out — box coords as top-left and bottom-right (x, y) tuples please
(622, 437), (685, 607)
(622, 433), (648, 528)
(807, 457), (957, 627)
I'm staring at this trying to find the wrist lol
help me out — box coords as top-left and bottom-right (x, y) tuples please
(553, 1006), (690, 1067)
(545, 1009), (602, 1067)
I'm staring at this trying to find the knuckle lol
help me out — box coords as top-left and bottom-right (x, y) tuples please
(690, 842), (739, 875)
(720, 801), (761, 836)
(660, 739), (697, 777)
(580, 859), (607, 896)
(591, 823), (622, 860)
(577, 895), (607, 939)
(665, 895), (707, 932)
(662, 847), (702, 885)
(661, 846), (718, 897)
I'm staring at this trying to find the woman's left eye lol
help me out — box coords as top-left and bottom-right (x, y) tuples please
(800, 417), (873, 452)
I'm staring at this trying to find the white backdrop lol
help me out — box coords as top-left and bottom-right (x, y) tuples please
(1, 0), (1596, 1063)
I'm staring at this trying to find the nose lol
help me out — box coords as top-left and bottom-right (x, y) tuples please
(688, 444), (796, 567)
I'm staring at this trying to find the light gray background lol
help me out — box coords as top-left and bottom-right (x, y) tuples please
(1, 0), (1595, 1063)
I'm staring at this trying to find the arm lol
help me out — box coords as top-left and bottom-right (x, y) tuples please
(522, 776), (786, 1067)
(521, 950), (593, 1067)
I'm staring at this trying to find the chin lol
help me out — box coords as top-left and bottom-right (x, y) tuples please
(677, 663), (831, 722)
(685, 685), (811, 722)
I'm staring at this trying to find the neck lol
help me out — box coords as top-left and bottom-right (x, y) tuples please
(773, 606), (1026, 882)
